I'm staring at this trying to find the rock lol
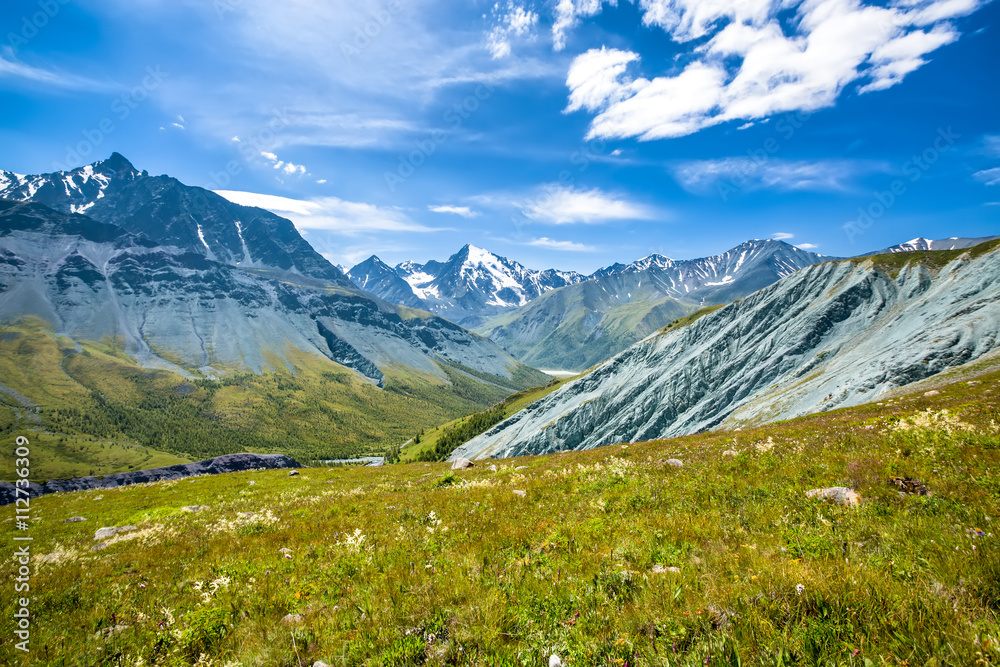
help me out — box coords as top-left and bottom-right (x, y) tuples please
(288, 470), (300, 476)
(665, 459), (684, 468)
(94, 624), (129, 638)
(513, 490), (526, 498)
(313, 662), (332, 667)
(1, 453), (300, 506)
(888, 477), (930, 495)
(488, 465), (498, 472)
(549, 655), (563, 667)
(279, 547), (292, 554)
(652, 564), (681, 574)
(249, 480), (257, 486)
(94, 525), (137, 541)
(64, 516), (86, 523)
(181, 505), (209, 512)
(281, 613), (303, 625)
(805, 487), (860, 506)
(237, 511), (255, 518)
(451, 458), (474, 470)
(923, 390), (941, 397)
(515, 466), (527, 471)
(722, 450), (737, 457)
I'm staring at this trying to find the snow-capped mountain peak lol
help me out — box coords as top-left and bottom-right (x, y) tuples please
(350, 245), (584, 325)
(1, 153), (350, 286)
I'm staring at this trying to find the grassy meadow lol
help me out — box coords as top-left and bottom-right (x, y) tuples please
(2, 361), (998, 665)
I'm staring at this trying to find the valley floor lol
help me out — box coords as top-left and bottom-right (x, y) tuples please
(2, 367), (999, 666)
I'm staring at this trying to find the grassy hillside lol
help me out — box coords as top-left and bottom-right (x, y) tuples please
(400, 376), (579, 462)
(0, 318), (546, 481)
(3, 363), (998, 666)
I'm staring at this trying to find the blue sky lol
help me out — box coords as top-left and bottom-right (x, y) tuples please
(1, 0), (998, 273)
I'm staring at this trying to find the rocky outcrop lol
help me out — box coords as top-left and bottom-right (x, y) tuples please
(0, 453), (301, 505)
(450, 243), (1000, 460)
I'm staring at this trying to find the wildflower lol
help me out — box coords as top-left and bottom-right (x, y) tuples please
(796, 584), (805, 596)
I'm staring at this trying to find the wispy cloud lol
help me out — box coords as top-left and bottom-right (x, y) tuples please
(796, 243), (819, 250)
(428, 205), (479, 217)
(673, 159), (877, 194)
(973, 168), (1000, 186)
(560, 0), (985, 140)
(771, 232), (794, 240)
(214, 190), (445, 234)
(0, 54), (110, 91)
(527, 236), (596, 251)
(519, 184), (656, 224)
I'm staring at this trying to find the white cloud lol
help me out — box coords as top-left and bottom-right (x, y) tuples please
(552, 0), (607, 51)
(565, 47), (644, 113)
(259, 151), (307, 176)
(673, 158), (876, 193)
(528, 237), (596, 251)
(562, 0), (987, 140)
(214, 190), (445, 234)
(973, 168), (1000, 186)
(316, 179), (327, 184)
(428, 205), (479, 217)
(487, 2), (539, 59)
(771, 232), (794, 240)
(519, 184), (655, 224)
(796, 243), (820, 250)
(170, 122), (185, 130)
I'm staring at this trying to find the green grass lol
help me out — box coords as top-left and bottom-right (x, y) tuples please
(656, 304), (728, 336)
(0, 432), (189, 482)
(4, 364), (999, 666)
(0, 318), (545, 480)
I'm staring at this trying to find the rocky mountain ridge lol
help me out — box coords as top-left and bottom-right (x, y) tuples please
(450, 241), (1000, 459)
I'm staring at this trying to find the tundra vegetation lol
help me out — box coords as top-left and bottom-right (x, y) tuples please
(2, 364), (998, 666)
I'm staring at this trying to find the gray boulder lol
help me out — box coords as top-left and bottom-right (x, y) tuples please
(94, 526), (137, 541)
(805, 487), (860, 506)
(451, 458), (474, 470)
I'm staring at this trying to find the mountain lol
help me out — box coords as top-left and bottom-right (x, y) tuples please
(450, 240), (1000, 460)
(475, 239), (828, 371)
(0, 199), (551, 390)
(862, 235), (1000, 255)
(347, 256), (425, 309)
(0, 153), (350, 286)
(348, 244), (584, 326)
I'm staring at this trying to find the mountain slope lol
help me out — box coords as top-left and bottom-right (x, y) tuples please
(451, 240), (1000, 459)
(0, 153), (350, 285)
(0, 200), (547, 386)
(349, 244), (584, 326)
(0, 200), (551, 464)
(476, 239), (827, 371)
